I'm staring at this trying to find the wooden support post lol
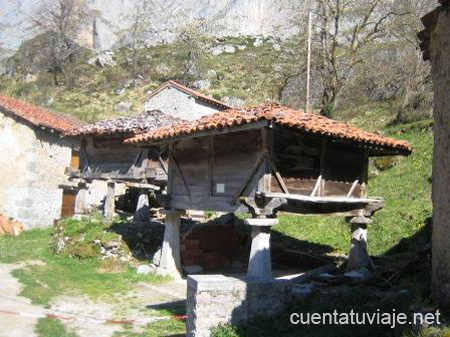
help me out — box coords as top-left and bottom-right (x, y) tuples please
(104, 181), (115, 220)
(347, 216), (373, 271)
(208, 136), (215, 197)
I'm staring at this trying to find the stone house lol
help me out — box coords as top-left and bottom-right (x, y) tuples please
(143, 80), (230, 120)
(64, 80), (230, 218)
(418, 0), (450, 307)
(0, 96), (83, 229)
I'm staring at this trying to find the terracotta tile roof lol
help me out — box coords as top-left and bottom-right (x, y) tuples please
(66, 110), (183, 137)
(125, 103), (412, 155)
(143, 80), (231, 110)
(0, 95), (84, 133)
(418, 1), (450, 61)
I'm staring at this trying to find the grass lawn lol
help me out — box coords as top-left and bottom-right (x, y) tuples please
(35, 318), (78, 337)
(0, 228), (186, 337)
(0, 228), (168, 306)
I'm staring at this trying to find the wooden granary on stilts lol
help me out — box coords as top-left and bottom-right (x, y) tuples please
(125, 103), (412, 278)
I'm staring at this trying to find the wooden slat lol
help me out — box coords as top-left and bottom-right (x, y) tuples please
(346, 179), (360, 198)
(263, 192), (381, 205)
(310, 175), (322, 197)
(231, 149), (268, 205)
(208, 136), (215, 197)
(171, 154), (191, 198)
(267, 155), (289, 194)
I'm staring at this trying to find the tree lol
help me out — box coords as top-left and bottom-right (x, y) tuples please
(174, 20), (208, 85)
(31, 0), (87, 87)
(314, 0), (399, 116)
(122, 0), (154, 79)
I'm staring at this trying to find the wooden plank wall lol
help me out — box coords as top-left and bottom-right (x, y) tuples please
(169, 130), (264, 211)
(80, 136), (167, 182)
(271, 127), (366, 198)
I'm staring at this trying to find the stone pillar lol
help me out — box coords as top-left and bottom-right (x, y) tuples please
(74, 183), (88, 217)
(347, 216), (372, 270)
(103, 181), (115, 220)
(134, 189), (150, 222)
(245, 218), (279, 279)
(159, 209), (184, 277)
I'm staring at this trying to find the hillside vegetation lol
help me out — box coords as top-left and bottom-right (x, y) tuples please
(0, 35), (295, 122)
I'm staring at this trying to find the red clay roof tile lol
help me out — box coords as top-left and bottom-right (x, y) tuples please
(125, 103), (412, 155)
(0, 95), (84, 133)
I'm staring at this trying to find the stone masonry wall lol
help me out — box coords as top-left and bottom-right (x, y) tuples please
(144, 87), (221, 121)
(430, 9), (450, 307)
(0, 113), (79, 229)
(187, 275), (292, 337)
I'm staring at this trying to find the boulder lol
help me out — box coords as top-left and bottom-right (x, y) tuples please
(156, 63), (171, 76)
(95, 52), (116, 67)
(115, 101), (131, 113)
(206, 69), (217, 79)
(223, 96), (244, 108)
(210, 46), (224, 56)
(253, 37), (264, 47)
(192, 79), (211, 90)
(223, 45), (236, 53)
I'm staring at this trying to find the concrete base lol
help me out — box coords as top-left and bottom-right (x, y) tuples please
(134, 190), (150, 222)
(158, 209), (184, 277)
(347, 217), (372, 270)
(103, 181), (115, 220)
(246, 218), (278, 279)
(74, 186), (88, 215)
(187, 275), (291, 337)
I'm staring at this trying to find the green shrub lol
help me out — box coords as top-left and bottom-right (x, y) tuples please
(373, 156), (398, 171)
(210, 324), (239, 337)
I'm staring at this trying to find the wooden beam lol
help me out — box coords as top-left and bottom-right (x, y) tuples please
(157, 154), (168, 176)
(266, 155), (289, 194)
(346, 179), (359, 198)
(310, 175), (322, 197)
(264, 192), (382, 205)
(208, 135), (215, 197)
(170, 153), (191, 198)
(231, 149), (268, 205)
(123, 181), (160, 190)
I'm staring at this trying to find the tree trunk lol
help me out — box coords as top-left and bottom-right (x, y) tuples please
(429, 9), (450, 308)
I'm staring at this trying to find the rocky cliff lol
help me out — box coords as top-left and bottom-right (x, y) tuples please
(1, 0), (303, 55)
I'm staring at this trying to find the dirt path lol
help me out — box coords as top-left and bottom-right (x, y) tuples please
(0, 261), (187, 337)
(0, 261), (47, 337)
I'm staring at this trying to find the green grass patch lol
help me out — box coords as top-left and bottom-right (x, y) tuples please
(35, 318), (78, 337)
(0, 227), (169, 306)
